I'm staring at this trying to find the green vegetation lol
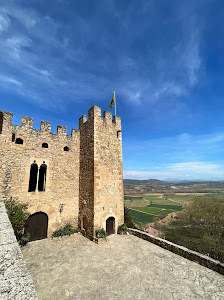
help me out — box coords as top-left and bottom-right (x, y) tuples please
(95, 228), (107, 239)
(124, 194), (183, 226)
(159, 198), (224, 262)
(124, 196), (143, 201)
(124, 207), (135, 227)
(5, 198), (30, 246)
(149, 204), (182, 210)
(128, 209), (156, 225)
(133, 207), (169, 215)
(117, 224), (127, 235)
(51, 224), (79, 238)
(18, 233), (30, 246)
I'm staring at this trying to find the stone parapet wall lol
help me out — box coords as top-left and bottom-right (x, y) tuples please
(0, 201), (38, 300)
(128, 228), (224, 275)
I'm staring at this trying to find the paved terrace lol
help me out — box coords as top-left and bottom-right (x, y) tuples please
(22, 234), (224, 300)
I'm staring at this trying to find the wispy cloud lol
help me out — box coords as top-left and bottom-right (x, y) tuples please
(5, 36), (32, 59)
(0, 0), (205, 113)
(0, 12), (10, 33)
(0, 75), (23, 87)
(123, 131), (224, 180)
(124, 162), (224, 181)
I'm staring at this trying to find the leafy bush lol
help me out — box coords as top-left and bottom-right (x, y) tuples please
(117, 224), (127, 234)
(163, 198), (224, 262)
(51, 224), (79, 238)
(18, 233), (30, 246)
(95, 228), (107, 239)
(124, 207), (134, 227)
(5, 198), (30, 246)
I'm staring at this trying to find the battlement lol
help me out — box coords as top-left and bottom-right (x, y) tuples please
(0, 110), (79, 139)
(79, 105), (121, 129)
(0, 104), (123, 242)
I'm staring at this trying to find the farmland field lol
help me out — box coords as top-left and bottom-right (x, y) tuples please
(125, 192), (224, 226)
(128, 208), (157, 225)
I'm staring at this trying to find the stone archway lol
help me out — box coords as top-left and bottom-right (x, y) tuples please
(106, 217), (115, 236)
(25, 212), (48, 241)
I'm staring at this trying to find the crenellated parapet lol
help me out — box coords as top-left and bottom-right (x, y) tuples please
(0, 104), (123, 241)
(0, 110), (79, 142)
(79, 105), (121, 131)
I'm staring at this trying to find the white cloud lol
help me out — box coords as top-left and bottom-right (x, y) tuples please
(180, 31), (201, 87)
(0, 75), (22, 87)
(0, 0), (205, 113)
(0, 13), (10, 33)
(124, 162), (224, 181)
(5, 36), (32, 59)
(2, 6), (38, 28)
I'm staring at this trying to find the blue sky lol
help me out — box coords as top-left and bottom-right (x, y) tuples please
(1, 0), (224, 180)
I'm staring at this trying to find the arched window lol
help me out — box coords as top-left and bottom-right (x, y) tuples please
(42, 143), (48, 148)
(38, 162), (47, 192)
(15, 138), (23, 144)
(12, 133), (15, 142)
(28, 161), (38, 192)
(64, 146), (69, 152)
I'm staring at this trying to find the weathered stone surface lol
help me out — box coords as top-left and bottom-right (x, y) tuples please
(128, 228), (224, 275)
(0, 202), (38, 300)
(79, 106), (124, 238)
(22, 234), (224, 300)
(0, 106), (124, 238)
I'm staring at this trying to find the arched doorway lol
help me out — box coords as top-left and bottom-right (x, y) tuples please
(106, 217), (115, 236)
(25, 212), (48, 241)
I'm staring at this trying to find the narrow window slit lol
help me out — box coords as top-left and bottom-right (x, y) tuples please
(38, 162), (47, 192)
(28, 161), (38, 192)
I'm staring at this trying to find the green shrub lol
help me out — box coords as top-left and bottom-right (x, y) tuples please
(18, 233), (30, 246)
(5, 198), (30, 246)
(95, 228), (107, 239)
(51, 224), (79, 238)
(124, 207), (135, 227)
(163, 198), (224, 262)
(117, 224), (127, 235)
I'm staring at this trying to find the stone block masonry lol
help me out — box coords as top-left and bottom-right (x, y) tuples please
(0, 201), (38, 300)
(79, 106), (124, 238)
(0, 105), (124, 240)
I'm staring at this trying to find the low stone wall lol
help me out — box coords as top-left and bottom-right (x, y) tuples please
(128, 228), (224, 275)
(0, 201), (38, 300)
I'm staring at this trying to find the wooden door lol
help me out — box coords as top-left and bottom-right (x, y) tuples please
(106, 217), (115, 235)
(25, 212), (48, 241)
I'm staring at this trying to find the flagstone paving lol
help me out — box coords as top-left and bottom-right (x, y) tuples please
(22, 234), (224, 300)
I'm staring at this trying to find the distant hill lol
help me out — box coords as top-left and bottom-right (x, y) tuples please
(123, 179), (169, 185)
(123, 179), (224, 194)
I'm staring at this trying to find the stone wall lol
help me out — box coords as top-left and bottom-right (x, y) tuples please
(0, 201), (38, 300)
(0, 110), (80, 236)
(128, 228), (224, 275)
(79, 106), (124, 239)
(79, 109), (95, 238)
(93, 109), (124, 233)
(0, 106), (124, 240)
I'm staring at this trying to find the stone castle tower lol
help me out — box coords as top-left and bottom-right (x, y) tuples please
(0, 105), (124, 240)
